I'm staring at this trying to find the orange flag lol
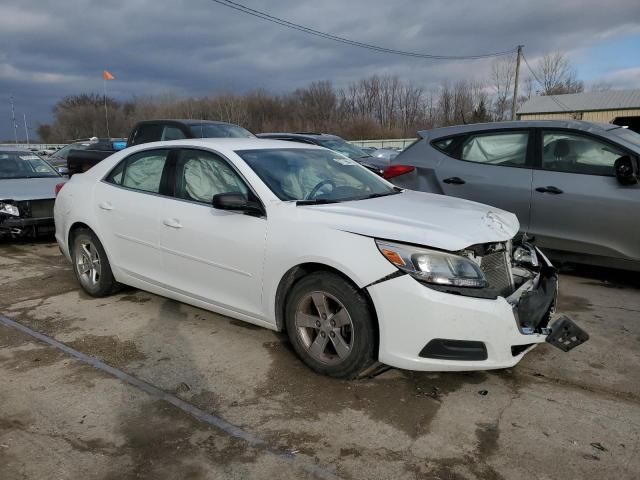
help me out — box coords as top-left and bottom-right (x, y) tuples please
(103, 70), (115, 81)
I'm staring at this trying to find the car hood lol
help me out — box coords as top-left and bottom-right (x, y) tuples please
(0, 177), (64, 201)
(297, 190), (519, 251)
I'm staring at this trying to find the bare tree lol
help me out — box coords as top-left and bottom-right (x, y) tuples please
(397, 83), (424, 136)
(43, 70), (549, 143)
(491, 55), (516, 121)
(535, 51), (584, 95)
(292, 81), (337, 132)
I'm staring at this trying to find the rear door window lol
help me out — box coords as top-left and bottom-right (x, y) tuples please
(459, 132), (529, 167)
(106, 149), (170, 194)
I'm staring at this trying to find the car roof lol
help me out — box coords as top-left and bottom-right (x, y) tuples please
(417, 120), (621, 139)
(135, 119), (242, 127)
(0, 147), (38, 153)
(125, 137), (328, 154)
(257, 132), (341, 141)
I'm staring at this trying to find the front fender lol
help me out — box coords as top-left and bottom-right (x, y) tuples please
(262, 223), (396, 324)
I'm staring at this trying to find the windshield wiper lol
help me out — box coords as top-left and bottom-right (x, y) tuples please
(296, 198), (343, 206)
(359, 189), (403, 200)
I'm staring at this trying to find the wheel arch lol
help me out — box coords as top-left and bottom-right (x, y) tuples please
(67, 221), (94, 253)
(274, 262), (380, 355)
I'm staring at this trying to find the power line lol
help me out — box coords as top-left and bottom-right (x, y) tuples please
(521, 53), (573, 113)
(209, 0), (518, 60)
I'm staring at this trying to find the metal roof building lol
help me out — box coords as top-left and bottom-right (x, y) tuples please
(517, 89), (640, 132)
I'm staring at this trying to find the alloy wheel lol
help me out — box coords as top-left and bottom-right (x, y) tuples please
(76, 240), (101, 288)
(294, 291), (354, 365)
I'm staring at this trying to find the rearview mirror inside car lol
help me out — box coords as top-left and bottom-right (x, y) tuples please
(614, 155), (639, 185)
(212, 192), (264, 216)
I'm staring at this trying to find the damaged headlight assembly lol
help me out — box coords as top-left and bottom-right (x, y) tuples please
(376, 239), (488, 288)
(0, 202), (20, 217)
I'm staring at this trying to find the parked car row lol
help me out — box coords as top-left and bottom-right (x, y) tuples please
(4, 119), (639, 272)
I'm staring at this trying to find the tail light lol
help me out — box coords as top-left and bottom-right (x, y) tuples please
(383, 165), (415, 180)
(55, 183), (66, 196)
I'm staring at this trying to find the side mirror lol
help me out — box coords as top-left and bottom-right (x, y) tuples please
(57, 166), (70, 176)
(614, 156), (639, 185)
(212, 192), (264, 216)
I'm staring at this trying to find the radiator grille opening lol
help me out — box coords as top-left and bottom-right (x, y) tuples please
(480, 251), (514, 297)
(19, 199), (55, 219)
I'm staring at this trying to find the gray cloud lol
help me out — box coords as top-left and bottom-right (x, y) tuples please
(1, 0), (639, 139)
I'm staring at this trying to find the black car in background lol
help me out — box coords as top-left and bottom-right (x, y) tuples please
(256, 132), (387, 175)
(127, 119), (254, 146)
(47, 137), (126, 169)
(67, 120), (254, 175)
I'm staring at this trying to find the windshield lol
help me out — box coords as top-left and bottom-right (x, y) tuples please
(52, 142), (91, 159)
(316, 138), (370, 159)
(237, 148), (397, 202)
(0, 152), (59, 179)
(613, 128), (640, 150)
(190, 124), (254, 139)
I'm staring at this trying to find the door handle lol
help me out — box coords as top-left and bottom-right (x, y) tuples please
(98, 202), (113, 211)
(443, 177), (466, 185)
(163, 218), (183, 229)
(535, 186), (563, 194)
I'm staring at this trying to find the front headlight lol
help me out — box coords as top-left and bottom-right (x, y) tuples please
(376, 239), (487, 288)
(0, 202), (20, 217)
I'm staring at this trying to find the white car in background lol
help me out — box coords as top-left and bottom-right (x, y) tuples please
(54, 139), (588, 378)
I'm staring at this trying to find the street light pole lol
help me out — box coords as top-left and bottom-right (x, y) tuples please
(10, 95), (18, 144)
(23, 113), (30, 147)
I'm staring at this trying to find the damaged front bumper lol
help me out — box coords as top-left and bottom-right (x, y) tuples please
(366, 239), (589, 372)
(507, 245), (589, 352)
(0, 199), (56, 237)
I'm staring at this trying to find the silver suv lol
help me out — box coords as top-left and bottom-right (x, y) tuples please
(388, 121), (640, 271)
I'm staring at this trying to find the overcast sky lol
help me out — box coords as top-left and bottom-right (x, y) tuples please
(1, 0), (640, 140)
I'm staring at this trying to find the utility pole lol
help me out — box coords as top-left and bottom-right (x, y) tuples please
(511, 45), (523, 121)
(23, 113), (30, 147)
(10, 95), (18, 144)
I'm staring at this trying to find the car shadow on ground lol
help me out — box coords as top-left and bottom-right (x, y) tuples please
(558, 262), (640, 290)
(0, 234), (57, 247)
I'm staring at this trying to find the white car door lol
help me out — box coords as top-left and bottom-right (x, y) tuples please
(94, 148), (170, 282)
(160, 148), (268, 319)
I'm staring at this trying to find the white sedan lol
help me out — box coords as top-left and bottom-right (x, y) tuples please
(54, 139), (588, 378)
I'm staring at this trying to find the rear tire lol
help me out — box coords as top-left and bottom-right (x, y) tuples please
(285, 271), (376, 379)
(71, 228), (120, 297)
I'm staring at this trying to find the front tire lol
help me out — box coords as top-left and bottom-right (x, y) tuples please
(285, 271), (376, 379)
(71, 228), (119, 297)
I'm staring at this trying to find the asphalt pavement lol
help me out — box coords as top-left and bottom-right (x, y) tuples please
(1, 240), (639, 480)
